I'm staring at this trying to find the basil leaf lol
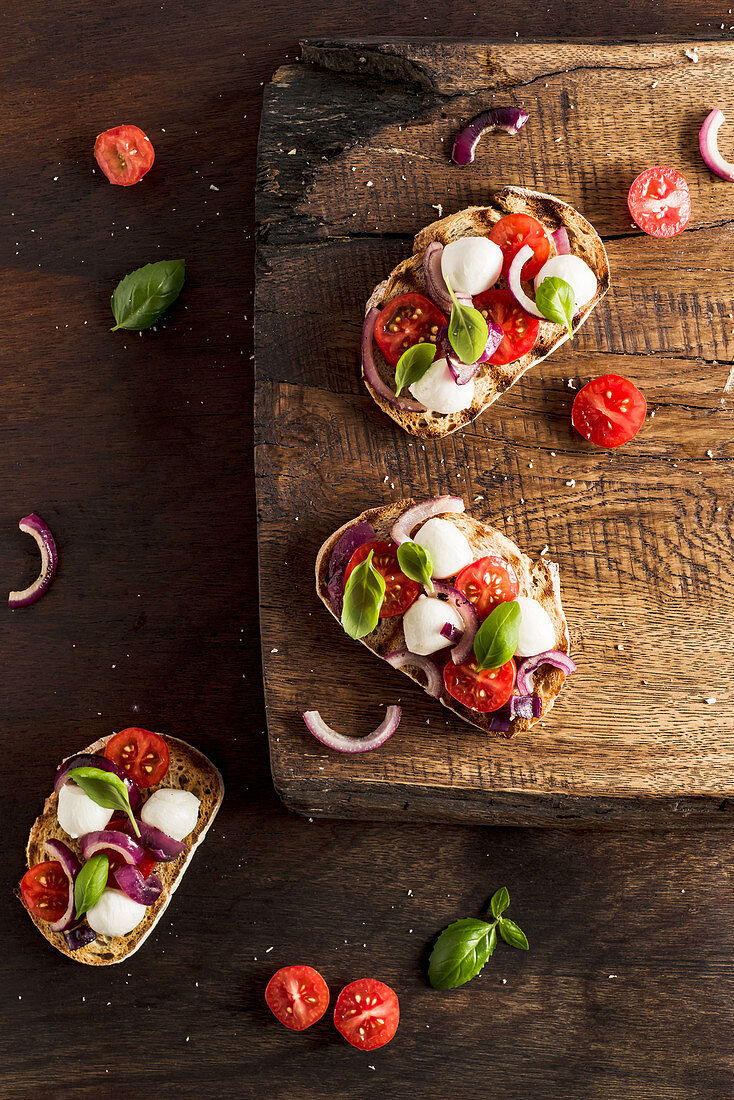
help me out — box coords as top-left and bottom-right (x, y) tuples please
(535, 275), (575, 335)
(473, 601), (521, 671)
(490, 885), (510, 919)
(445, 274), (489, 365)
(428, 918), (497, 990)
(397, 541), (433, 592)
(394, 342), (436, 396)
(74, 853), (109, 919)
(499, 917), (529, 950)
(67, 767), (140, 837)
(340, 550), (385, 640)
(110, 259), (185, 332)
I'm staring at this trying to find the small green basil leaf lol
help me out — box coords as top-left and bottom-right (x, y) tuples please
(473, 601), (521, 671)
(499, 917), (529, 950)
(341, 550), (385, 640)
(110, 259), (185, 332)
(445, 274), (489, 365)
(394, 342), (436, 396)
(490, 885), (510, 919)
(74, 853), (110, 919)
(428, 917), (497, 990)
(535, 275), (575, 335)
(67, 767), (140, 837)
(397, 541), (433, 592)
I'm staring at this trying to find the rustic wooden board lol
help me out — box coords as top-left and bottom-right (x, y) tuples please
(255, 38), (734, 824)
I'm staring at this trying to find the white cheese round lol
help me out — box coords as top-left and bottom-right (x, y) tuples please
(513, 596), (557, 658)
(413, 517), (474, 579)
(86, 888), (147, 937)
(408, 358), (475, 415)
(141, 788), (201, 842)
(441, 237), (503, 296)
(57, 782), (114, 839)
(534, 255), (597, 310)
(403, 595), (464, 656)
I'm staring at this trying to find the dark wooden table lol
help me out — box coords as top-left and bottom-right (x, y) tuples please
(1, 3), (732, 1098)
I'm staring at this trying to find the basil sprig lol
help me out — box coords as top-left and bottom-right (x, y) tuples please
(341, 550), (385, 639)
(535, 276), (575, 335)
(67, 766), (141, 837)
(473, 601), (520, 670)
(110, 259), (185, 331)
(428, 887), (529, 990)
(397, 541), (433, 592)
(74, 853), (110, 920)
(445, 274), (489, 365)
(394, 342), (436, 396)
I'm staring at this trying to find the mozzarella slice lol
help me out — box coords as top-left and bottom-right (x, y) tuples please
(413, 517), (474, 579)
(86, 889), (147, 937)
(57, 782), (114, 839)
(513, 596), (557, 658)
(534, 255), (597, 310)
(409, 358), (475, 415)
(403, 595), (464, 656)
(441, 236), (503, 296)
(141, 788), (201, 842)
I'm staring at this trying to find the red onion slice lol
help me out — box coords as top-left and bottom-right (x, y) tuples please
(64, 924), (97, 951)
(699, 108), (734, 182)
(516, 650), (577, 695)
(386, 649), (443, 699)
(390, 497), (465, 545)
(509, 693), (542, 720)
(362, 308), (426, 412)
(432, 581), (479, 665)
(552, 227), (571, 255)
(440, 622), (463, 644)
(9, 514), (58, 608)
(54, 753), (141, 811)
(114, 864), (163, 906)
(44, 838), (81, 933)
(302, 706), (401, 753)
(488, 707), (512, 733)
(326, 520), (376, 616)
(423, 241), (453, 313)
(446, 320), (503, 381)
(508, 245), (546, 320)
(452, 107), (530, 166)
(121, 818), (186, 861)
(80, 829), (146, 865)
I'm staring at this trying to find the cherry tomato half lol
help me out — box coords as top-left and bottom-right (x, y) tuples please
(373, 293), (447, 367)
(94, 125), (155, 186)
(20, 861), (69, 924)
(105, 728), (170, 788)
(344, 541), (420, 619)
(472, 288), (540, 367)
(489, 213), (551, 280)
(444, 655), (516, 713)
(265, 965), (330, 1031)
(455, 557), (520, 621)
(627, 167), (691, 238)
(571, 374), (647, 449)
(333, 978), (400, 1051)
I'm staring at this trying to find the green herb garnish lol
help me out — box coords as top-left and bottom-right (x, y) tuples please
(110, 259), (185, 331)
(473, 601), (521, 671)
(394, 342), (436, 396)
(445, 274), (488, 365)
(74, 853), (110, 920)
(340, 550), (385, 640)
(428, 887), (529, 990)
(534, 275), (575, 335)
(397, 541), (434, 592)
(67, 766), (140, 837)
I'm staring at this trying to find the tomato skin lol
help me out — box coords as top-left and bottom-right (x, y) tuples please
(344, 541), (420, 619)
(333, 979), (399, 1051)
(94, 125), (155, 186)
(444, 655), (516, 713)
(627, 167), (691, 238)
(105, 728), (170, 788)
(265, 965), (330, 1031)
(20, 861), (69, 924)
(455, 557), (520, 621)
(373, 293), (447, 367)
(572, 374), (647, 449)
(489, 213), (551, 280)
(472, 288), (540, 366)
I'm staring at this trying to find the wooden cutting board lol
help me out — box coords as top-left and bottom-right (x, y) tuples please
(255, 38), (734, 825)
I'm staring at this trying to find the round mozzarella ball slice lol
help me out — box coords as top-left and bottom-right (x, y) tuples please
(86, 888), (147, 937)
(141, 788), (201, 842)
(57, 782), (114, 839)
(534, 255), (597, 310)
(514, 596), (557, 658)
(413, 517), (474, 579)
(402, 595), (464, 656)
(441, 237), (503, 296)
(409, 358), (475, 415)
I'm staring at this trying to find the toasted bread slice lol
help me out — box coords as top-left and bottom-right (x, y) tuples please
(364, 186), (610, 437)
(315, 500), (571, 738)
(19, 734), (224, 965)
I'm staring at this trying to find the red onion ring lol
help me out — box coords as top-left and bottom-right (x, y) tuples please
(452, 107), (530, 166)
(508, 245), (546, 320)
(9, 514), (58, 608)
(64, 924), (97, 951)
(44, 838), (82, 932)
(432, 581), (479, 665)
(120, 817), (186, 861)
(699, 108), (734, 182)
(552, 227), (571, 255)
(516, 650), (577, 695)
(390, 497), (465, 545)
(302, 706), (401, 753)
(362, 308), (425, 412)
(326, 520), (376, 615)
(446, 320), (503, 382)
(386, 649), (443, 699)
(80, 829), (146, 865)
(423, 241), (453, 313)
(114, 864), (163, 906)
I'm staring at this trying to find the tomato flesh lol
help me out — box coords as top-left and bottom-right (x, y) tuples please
(20, 861), (69, 924)
(472, 288), (540, 366)
(627, 167), (690, 238)
(455, 557), (520, 621)
(94, 125), (155, 186)
(489, 213), (551, 280)
(571, 374), (647, 449)
(333, 978), (399, 1051)
(105, 728), (170, 788)
(373, 293), (447, 367)
(444, 655), (516, 713)
(265, 965), (330, 1031)
(344, 540), (420, 619)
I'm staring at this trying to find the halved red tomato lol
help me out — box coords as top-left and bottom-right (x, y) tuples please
(94, 125), (155, 186)
(627, 167), (690, 238)
(265, 965), (330, 1031)
(105, 728), (170, 788)
(444, 655), (516, 713)
(105, 816), (157, 887)
(489, 213), (551, 280)
(344, 540), (420, 618)
(571, 374), (647, 449)
(455, 557), (520, 621)
(373, 293), (447, 367)
(20, 861), (69, 923)
(472, 288), (540, 366)
(333, 978), (399, 1051)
